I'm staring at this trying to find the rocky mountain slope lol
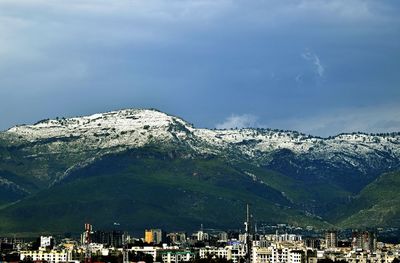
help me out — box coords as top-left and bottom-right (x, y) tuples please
(0, 109), (399, 234)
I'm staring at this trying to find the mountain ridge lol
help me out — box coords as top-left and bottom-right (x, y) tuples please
(6, 107), (400, 138)
(4, 108), (400, 165)
(0, 108), (399, 234)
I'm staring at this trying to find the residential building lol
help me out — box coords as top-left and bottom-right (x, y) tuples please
(40, 236), (55, 249)
(200, 243), (246, 263)
(159, 249), (194, 263)
(325, 231), (338, 249)
(167, 232), (186, 245)
(20, 250), (76, 263)
(145, 229), (164, 244)
(352, 231), (377, 252)
(130, 246), (158, 261)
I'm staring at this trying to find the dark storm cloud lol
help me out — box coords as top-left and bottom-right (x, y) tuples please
(0, 0), (399, 136)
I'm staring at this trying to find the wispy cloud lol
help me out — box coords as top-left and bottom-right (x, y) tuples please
(216, 114), (258, 129)
(301, 49), (325, 77)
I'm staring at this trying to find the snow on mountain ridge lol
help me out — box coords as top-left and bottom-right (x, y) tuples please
(5, 109), (400, 164)
(6, 109), (183, 150)
(8, 109), (178, 137)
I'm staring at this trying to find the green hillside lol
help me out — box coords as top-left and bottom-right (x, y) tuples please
(237, 164), (352, 216)
(0, 148), (327, 236)
(0, 109), (399, 235)
(337, 171), (400, 228)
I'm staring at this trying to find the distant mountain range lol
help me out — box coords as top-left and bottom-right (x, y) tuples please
(0, 109), (399, 236)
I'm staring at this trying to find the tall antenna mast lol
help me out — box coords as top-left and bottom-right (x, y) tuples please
(122, 233), (129, 263)
(247, 204), (250, 231)
(244, 204), (252, 263)
(84, 223), (92, 263)
(245, 204), (250, 233)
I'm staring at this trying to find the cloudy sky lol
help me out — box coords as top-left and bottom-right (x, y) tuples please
(1, 0), (399, 136)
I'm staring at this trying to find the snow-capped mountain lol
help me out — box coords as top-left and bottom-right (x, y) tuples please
(5, 108), (400, 174)
(1, 109), (400, 233)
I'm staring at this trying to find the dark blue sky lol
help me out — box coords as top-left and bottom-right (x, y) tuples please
(1, 0), (399, 136)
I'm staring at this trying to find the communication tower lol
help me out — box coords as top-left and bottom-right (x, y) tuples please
(244, 204), (252, 263)
(84, 223), (92, 263)
(122, 233), (129, 263)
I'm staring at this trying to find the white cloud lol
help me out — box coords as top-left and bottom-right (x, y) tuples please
(301, 50), (325, 77)
(216, 114), (258, 129)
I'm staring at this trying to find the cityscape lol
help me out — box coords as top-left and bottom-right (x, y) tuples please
(1, 1), (400, 263)
(1, 205), (400, 263)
